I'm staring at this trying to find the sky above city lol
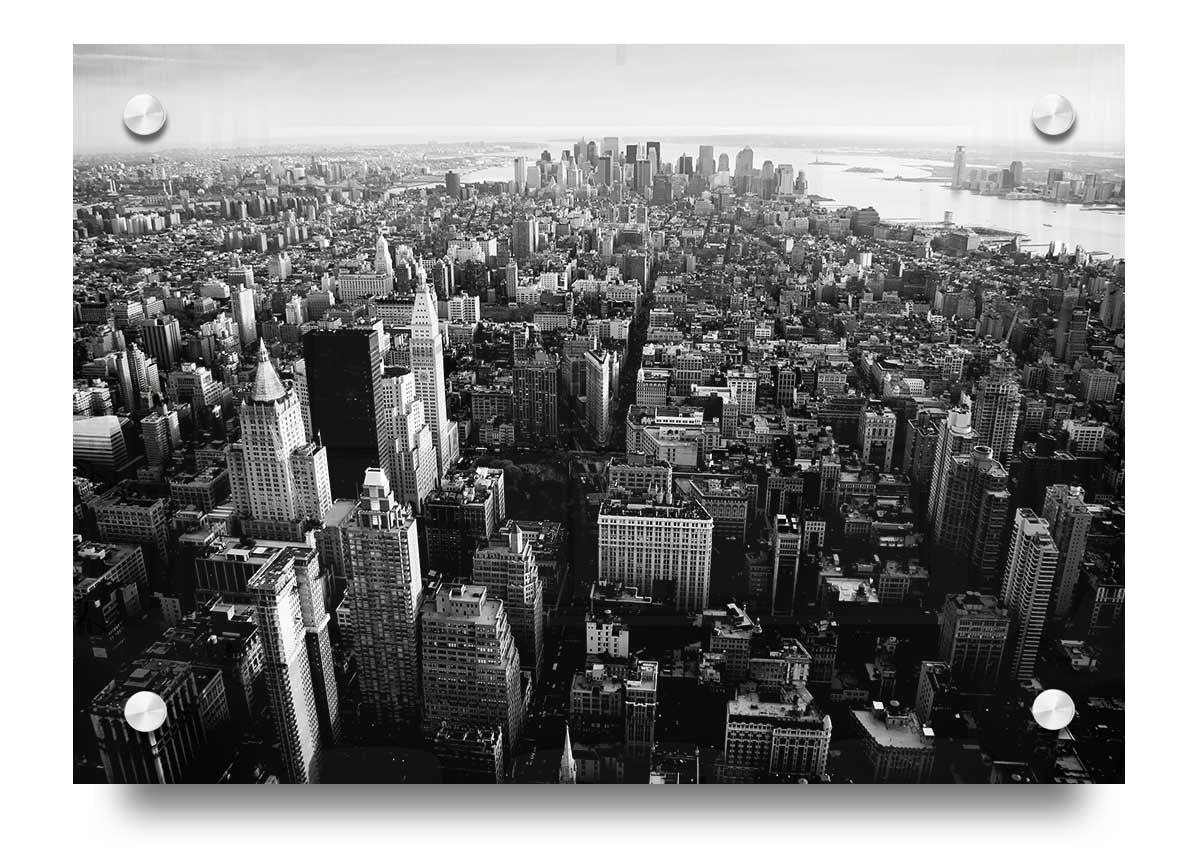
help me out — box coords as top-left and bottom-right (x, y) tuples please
(74, 45), (1124, 154)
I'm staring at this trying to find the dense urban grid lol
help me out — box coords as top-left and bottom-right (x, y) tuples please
(72, 136), (1125, 784)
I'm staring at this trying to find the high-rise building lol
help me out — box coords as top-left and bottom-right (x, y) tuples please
(513, 156), (527, 191)
(227, 341), (332, 525)
(597, 493), (714, 613)
(88, 658), (208, 783)
(759, 159), (775, 197)
(423, 466), (507, 577)
(513, 349), (559, 447)
(410, 280), (456, 477)
(776, 163), (795, 195)
(302, 320), (389, 498)
(722, 684), (831, 782)
(926, 405), (976, 531)
(973, 359), (1021, 463)
(633, 159), (652, 194)
(1080, 367), (1120, 403)
(952, 146), (967, 188)
(725, 369), (757, 413)
(346, 468), (424, 734)
(1010, 160), (1024, 187)
(734, 146), (754, 178)
(139, 315), (182, 370)
(933, 444), (1011, 589)
(445, 171), (461, 200)
(596, 154), (613, 187)
(645, 141), (661, 174)
(769, 514), (804, 615)
(624, 660), (659, 761)
(139, 405), (181, 469)
(472, 521), (545, 681)
(697, 145), (715, 177)
(508, 219), (537, 262)
(1058, 307), (1089, 364)
(859, 401), (897, 472)
(380, 366), (437, 513)
(914, 661), (956, 727)
(585, 348), (616, 445)
(248, 552), (324, 783)
(1041, 485), (1092, 618)
(939, 591), (1009, 692)
(229, 286), (259, 348)
(421, 584), (526, 767)
(1001, 509), (1059, 682)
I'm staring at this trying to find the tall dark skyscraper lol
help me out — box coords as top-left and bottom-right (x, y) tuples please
(513, 349), (559, 447)
(301, 320), (388, 498)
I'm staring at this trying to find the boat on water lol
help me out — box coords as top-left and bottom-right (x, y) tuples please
(1043, 223), (1053, 227)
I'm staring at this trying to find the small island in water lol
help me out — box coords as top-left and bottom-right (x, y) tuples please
(844, 166), (884, 173)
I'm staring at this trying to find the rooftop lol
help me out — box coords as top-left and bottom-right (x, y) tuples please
(852, 705), (935, 749)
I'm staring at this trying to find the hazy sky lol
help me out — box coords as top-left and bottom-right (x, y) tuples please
(74, 45), (1124, 153)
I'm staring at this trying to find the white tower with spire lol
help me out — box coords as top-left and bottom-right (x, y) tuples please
(409, 280), (457, 476)
(227, 341), (332, 524)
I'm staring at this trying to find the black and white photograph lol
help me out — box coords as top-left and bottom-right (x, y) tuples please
(68, 41), (1129, 787)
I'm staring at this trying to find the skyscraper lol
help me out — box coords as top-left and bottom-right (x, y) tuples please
(584, 348), (616, 445)
(227, 341), (332, 525)
(760, 159), (775, 197)
(697, 145), (715, 176)
(938, 592), (1011, 693)
(231, 285), (257, 346)
(511, 217), (536, 261)
(249, 552), (324, 783)
(139, 405), (181, 469)
(927, 406), (977, 531)
(513, 156), (527, 191)
(346, 468), (424, 734)
(624, 660), (659, 762)
(302, 320), (389, 498)
(513, 348), (559, 447)
(734, 146), (754, 178)
(933, 444), (1012, 589)
(973, 359), (1021, 464)
(776, 163), (795, 196)
(472, 521), (545, 681)
(634, 159), (652, 194)
(374, 234), (394, 277)
(410, 279), (455, 477)
(1001, 509), (1059, 682)
(1041, 484), (1092, 618)
(421, 584), (527, 767)
(952, 146), (967, 188)
(380, 366), (437, 513)
(645, 141), (661, 174)
(139, 315), (182, 370)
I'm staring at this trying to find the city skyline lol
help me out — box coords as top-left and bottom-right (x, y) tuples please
(74, 44), (1125, 154)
